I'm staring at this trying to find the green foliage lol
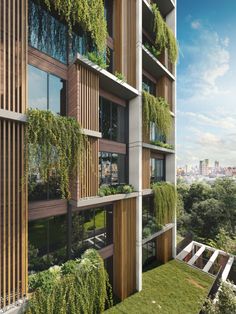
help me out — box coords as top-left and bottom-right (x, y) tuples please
(26, 249), (113, 314)
(98, 184), (134, 197)
(142, 218), (163, 239)
(207, 228), (236, 255)
(178, 178), (236, 245)
(114, 71), (127, 82)
(150, 140), (174, 150)
(144, 42), (160, 60)
(26, 109), (85, 199)
(203, 282), (236, 314)
(87, 51), (108, 69)
(151, 4), (178, 64)
(152, 182), (176, 225)
(37, 0), (107, 53)
(142, 91), (172, 138)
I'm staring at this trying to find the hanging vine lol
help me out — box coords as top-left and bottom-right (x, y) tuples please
(152, 3), (178, 64)
(142, 91), (172, 138)
(27, 249), (113, 314)
(152, 182), (176, 225)
(26, 109), (85, 199)
(33, 0), (107, 53)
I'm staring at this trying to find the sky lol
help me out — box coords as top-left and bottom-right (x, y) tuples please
(177, 0), (236, 168)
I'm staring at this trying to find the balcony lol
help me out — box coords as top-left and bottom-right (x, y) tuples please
(74, 53), (139, 101)
(142, 45), (175, 82)
(143, 142), (175, 154)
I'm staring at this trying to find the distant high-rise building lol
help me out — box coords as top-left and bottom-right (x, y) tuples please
(215, 161), (220, 172)
(199, 159), (209, 176)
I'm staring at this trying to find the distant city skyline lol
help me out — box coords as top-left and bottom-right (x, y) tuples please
(177, 0), (236, 166)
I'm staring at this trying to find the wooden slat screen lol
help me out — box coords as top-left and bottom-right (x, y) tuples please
(0, 0), (28, 309)
(113, 197), (136, 300)
(0, 0), (27, 113)
(156, 228), (173, 264)
(68, 63), (99, 132)
(0, 120), (27, 309)
(142, 148), (150, 189)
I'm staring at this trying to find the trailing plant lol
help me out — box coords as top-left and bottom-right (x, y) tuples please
(26, 249), (113, 314)
(26, 109), (85, 199)
(98, 184), (134, 197)
(152, 182), (176, 225)
(115, 71), (127, 83)
(144, 42), (161, 60)
(142, 218), (163, 239)
(35, 0), (107, 53)
(150, 140), (174, 150)
(87, 51), (108, 69)
(151, 3), (178, 63)
(142, 91), (172, 138)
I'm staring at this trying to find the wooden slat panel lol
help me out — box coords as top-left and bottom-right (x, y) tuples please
(0, 0), (28, 309)
(142, 148), (150, 189)
(99, 139), (126, 155)
(68, 64), (99, 199)
(157, 76), (173, 112)
(28, 200), (68, 221)
(156, 228), (173, 264)
(113, 197), (136, 300)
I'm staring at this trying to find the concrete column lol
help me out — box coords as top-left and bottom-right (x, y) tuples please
(128, 0), (143, 292)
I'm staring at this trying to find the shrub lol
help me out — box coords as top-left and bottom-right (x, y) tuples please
(26, 249), (113, 314)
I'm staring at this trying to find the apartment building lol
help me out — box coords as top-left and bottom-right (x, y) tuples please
(0, 0), (176, 311)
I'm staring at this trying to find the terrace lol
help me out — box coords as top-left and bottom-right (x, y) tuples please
(106, 260), (214, 314)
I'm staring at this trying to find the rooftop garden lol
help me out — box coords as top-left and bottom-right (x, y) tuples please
(106, 260), (214, 314)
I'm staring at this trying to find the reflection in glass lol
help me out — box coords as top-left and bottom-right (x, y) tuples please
(150, 157), (165, 183)
(28, 65), (47, 111)
(28, 215), (67, 271)
(99, 152), (126, 185)
(71, 206), (113, 259)
(142, 76), (156, 96)
(150, 123), (166, 143)
(142, 240), (156, 267)
(100, 97), (126, 143)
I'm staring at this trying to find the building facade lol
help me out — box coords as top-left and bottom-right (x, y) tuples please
(0, 0), (176, 311)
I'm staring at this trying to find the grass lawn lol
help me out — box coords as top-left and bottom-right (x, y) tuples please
(106, 260), (214, 314)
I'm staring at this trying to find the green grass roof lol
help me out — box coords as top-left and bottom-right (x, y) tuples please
(106, 260), (214, 314)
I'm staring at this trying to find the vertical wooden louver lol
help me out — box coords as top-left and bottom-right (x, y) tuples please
(68, 63), (99, 200)
(0, 0), (28, 309)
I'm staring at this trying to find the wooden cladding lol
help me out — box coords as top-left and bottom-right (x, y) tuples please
(157, 76), (173, 112)
(113, 197), (136, 300)
(156, 228), (173, 264)
(0, 120), (27, 309)
(142, 148), (150, 190)
(68, 63), (99, 132)
(28, 199), (67, 221)
(71, 137), (99, 200)
(0, 0), (27, 114)
(114, 0), (137, 88)
(0, 0), (28, 309)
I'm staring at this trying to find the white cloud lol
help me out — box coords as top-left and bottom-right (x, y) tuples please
(191, 20), (201, 29)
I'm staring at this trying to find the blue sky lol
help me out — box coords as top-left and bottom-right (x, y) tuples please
(177, 0), (236, 167)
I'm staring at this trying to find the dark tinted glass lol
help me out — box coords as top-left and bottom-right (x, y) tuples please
(150, 158), (165, 183)
(142, 76), (156, 96)
(100, 97), (126, 143)
(49, 74), (66, 115)
(99, 152), (126, 185)
(28, 215), (67, 271)
(150, 123), (166, 142)
(71, 206), (113, 258)
(28, 0), (68, 64)
(142, 240), (156, 267)
(105, 0), (113, 37)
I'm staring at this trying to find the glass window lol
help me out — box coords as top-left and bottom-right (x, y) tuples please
(142, 240), (156, 268)
(70, 29), (90, 63)
(71, 206), (113, 258)
(150, 123), (166, 143)
(142, 196), (161, 239)
(28, 215), (67, 271)
(100, 97), (126, 143)
(142, 75), (156, 96)
(28, 0), (68, 64)
(105, 0), (113, 38)
(150, 157), (165, 183)
(99, 152), (126, 185)
(28, 65), (66, 115)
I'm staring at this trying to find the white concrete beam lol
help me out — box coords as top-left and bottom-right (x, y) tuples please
(203, 250), (220, 273)
(222, 256), (234, 282)
(176, 241), (194, 261)
(188, 245), (206, 266)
